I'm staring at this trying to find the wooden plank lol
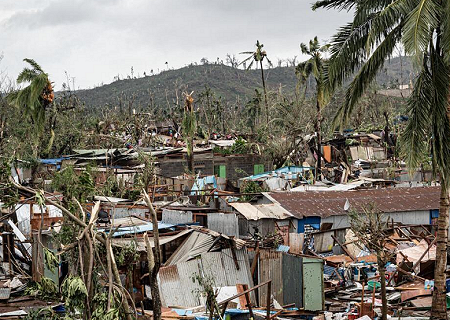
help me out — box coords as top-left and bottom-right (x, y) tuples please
(401, 289), (432, 302)
(410, 296), (432, 308)
(236, 284), (247, 308)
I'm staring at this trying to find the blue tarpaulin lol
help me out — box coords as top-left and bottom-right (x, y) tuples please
(39, 158), (67, 170)
(191, 175), (217, 195)
(98, 222), (175, 237)
(242, 166), (314, 182)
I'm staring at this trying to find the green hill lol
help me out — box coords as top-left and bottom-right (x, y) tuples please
(75, 57), (414, 108)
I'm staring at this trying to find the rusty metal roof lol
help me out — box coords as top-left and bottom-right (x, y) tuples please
(230, 202), (293, 220)
(268, 186), (441, 218)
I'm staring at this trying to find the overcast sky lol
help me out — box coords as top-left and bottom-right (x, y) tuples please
(0, 0), (351, 90)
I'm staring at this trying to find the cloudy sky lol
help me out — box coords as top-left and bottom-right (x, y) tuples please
(0, 0), (351, 90)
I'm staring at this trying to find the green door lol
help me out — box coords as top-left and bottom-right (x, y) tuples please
(302, 258), (324, 311)
(214, 165), (226, 178)
(254, 164), (265, 175)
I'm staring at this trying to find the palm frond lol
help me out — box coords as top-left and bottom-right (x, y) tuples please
(23, 58), (43, 73)
(247, 60), (254, 70)
(365, 0), (409, 54)
(300, 43), (310, 55)
(333, 24), (401, 129)
(312, 0), (356, 11)
(428, 45), (450, 186)
(326, 19), (373, 90)
(400, 60), (433, 175)
(239, 55), (254, 66)
(440, 0), (450, 64)
(403, 0), (440, 62)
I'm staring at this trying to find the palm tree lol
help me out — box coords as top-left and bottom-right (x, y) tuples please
(182, 92), (196, 173)
(8, 59), (54, 157)
(240, 41), (272, 124)
(296, 37), (330, 180)
(313, 1), (450, 319)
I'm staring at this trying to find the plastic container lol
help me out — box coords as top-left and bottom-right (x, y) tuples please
(368, 281), (381, 291)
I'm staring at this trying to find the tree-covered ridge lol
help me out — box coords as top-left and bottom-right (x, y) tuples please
(75, 57), (413, 109)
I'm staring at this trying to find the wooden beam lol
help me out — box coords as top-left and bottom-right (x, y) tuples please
(218, 280), (271, 306)
(331, 235), (355, 261)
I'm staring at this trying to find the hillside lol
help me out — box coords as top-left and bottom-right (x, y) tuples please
(76, 57), (414, 108)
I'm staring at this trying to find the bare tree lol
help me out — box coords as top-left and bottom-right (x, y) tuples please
(143, 190), (162, 320)
(349, 204), (391, 320)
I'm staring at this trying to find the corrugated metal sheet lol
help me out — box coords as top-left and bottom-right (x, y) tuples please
(165, 232), (216, 266)
(269, 186), (440, 218)
(385, 210), (430, 225)
(159, 249), (254, 308)
(259, 250), (283, 306)
(230, 202), (292, 220)
(162, 209), (194, 225)
(112, 229), (193, 251)
(207, 213), (239, 237)
(239, 219), (275, 238)
(98, 217), (174, 237)
(112, 207), (148, 219)
(282, 253), (303, 308)
(158, 259), (203, 307)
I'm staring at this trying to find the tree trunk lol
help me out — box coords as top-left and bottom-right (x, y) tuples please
(188, 135), (194, 173)
(107, 238), (134, 320)
(143, 191), (162, 320)
(260, 60), (269, 125)
(431, 185), (449, 320)
(315, 100), (322, 180)
(377, 256), (388, 320)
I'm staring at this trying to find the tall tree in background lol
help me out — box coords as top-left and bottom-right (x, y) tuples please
(240, 41), (272, 124)
(296, 37), (330, 180)
(8, 59), (54, 157)
(182, 92), (196, 173)
(313, 1), (450, 318)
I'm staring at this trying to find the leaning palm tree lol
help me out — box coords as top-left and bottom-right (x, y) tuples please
(296, 37), (330, 180)
(240, 41), (272, 124)
(8, 59), (54, 157)
(313, 1), (450, 319)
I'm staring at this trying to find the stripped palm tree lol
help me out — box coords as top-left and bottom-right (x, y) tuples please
(182, 92), (196, 173)
(8, 59), (54, 157)
(296, 37), (331, 180)
(240, 41), (272, 124)
(313, 1), (450, 318)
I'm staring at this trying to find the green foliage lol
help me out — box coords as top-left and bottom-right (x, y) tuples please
(113, 241), (139, 267)
(51, 166), (95, 202)
(0, 159), (20, 209)
(44, 248), (59, 273)
(24, 307), (59, 320)
(134, 152), (156, 192)
(240, 180), (266, 201)
(25, 277), (58, 300)
(314, 0), (450, 187)
(213, 137), (249, 155)
(61, 276), (88, 315)
(8, 59), (52, 134)
(91, 292), (121, 320)
(191, 273), (220, 319)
